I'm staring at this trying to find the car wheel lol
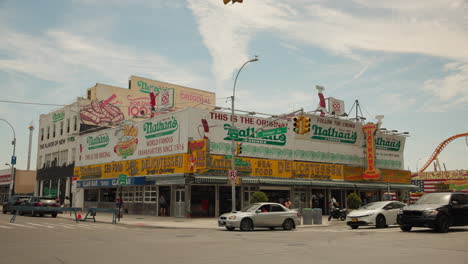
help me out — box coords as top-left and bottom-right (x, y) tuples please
(240, 218), (253, 231)
(282, 219), (295, 230)
(51, 212), (58, 218)
(435, 215), (449, 233)
(376, 215), (386, 228)
(340, 215), (346, 221)
(225, 226), (235, 231)
(400, 226), (412, 232)
(350, 225), (359, 229)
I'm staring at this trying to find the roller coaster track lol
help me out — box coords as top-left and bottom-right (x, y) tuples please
(418, 133), (468, 173)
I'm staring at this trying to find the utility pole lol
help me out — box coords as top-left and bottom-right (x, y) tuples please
(230, 56), (258, 212)
(27, 121), (34, 170)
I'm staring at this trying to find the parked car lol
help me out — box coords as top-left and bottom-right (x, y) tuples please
(346, 201), (406, 229)
(2, 195), (31, 214)
(218, 202), (301, 231)
(398, 192), (468, 233)
(20, 196), (61, 217)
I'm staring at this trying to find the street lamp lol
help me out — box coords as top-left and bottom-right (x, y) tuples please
(231, 56), (259, 212)
(0, 119), (16, 197)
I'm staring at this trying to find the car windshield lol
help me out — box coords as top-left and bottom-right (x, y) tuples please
(415, 193), (451, 205)
(240, 204), (261, 212)
(358, 202), (387, 210)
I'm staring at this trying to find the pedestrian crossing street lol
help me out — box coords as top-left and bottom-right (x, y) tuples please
(0, 220), (128, 231)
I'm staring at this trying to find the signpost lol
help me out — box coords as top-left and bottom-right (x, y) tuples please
(118, 174), (127, 186)
(228, 170), (237, 180)
(257, 127), (287, 138)
(117, 174), (127, 222)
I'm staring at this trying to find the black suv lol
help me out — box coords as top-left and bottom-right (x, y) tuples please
(3, 195), (31, 214)
(21, 196), (61, 217)
(398, 192), (468, 233)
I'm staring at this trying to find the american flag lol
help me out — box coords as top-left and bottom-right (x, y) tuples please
(411, 179), (446, 193)
(411, 180), (424, 192)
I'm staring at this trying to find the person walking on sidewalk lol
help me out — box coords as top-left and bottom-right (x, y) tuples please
(159, 194), (167, 216)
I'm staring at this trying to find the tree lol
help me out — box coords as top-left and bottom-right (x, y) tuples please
(346, 193), (362, 209)
(434, 182), (451, 192)
(250, 191), (268, 203)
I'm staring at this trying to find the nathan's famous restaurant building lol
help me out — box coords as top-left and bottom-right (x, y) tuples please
(73, 104), (415, 218)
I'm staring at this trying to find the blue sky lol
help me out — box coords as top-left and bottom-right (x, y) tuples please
(0, 0), (467, 172)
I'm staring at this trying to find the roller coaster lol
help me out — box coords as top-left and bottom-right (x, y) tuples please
(417, 133), (468, 173)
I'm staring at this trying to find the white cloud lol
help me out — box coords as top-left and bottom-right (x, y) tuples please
(0, 26), (207, 93)
(423, 62), (468, 104)
(188, 0), (468, 84)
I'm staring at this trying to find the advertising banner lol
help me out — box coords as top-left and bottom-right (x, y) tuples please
(412, 170), (468, 180)
(205, 155), (344, 180)
(76, 176), (146, 188)
(187, 108), (404, 170)
(344, 166), (411, 184)
(328, 97), (345, 116)
(77, 111), (190, 167)
(74, 154), (188, 180)
(129, 75), (215, 109)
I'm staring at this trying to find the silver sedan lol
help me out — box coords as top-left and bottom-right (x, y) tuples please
(218, 202), (301, 231)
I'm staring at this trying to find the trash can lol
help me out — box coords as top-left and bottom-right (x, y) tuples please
(312, 208), (323, 224)
(302, 208), (313, 225)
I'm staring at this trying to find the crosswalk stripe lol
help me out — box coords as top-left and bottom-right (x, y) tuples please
(0, 225), (13, 229)
(47, 223), (73, 229)
(8, 223), (36, 228)
(28, 223), (54, 228)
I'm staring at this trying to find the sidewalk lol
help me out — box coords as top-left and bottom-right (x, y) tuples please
(58, 211), (345, 229)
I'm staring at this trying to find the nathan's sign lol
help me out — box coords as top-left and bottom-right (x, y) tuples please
(374, 136), (402, 152)
(207, 155), (343, 180)
(310, 125), (357, 144)
(223, 124), (287, 146)
(143, 117), (178, 139)
(86, 133), (109, 150)
(53, 112), (65, 123)
(308, 116), (360, 145)
(362, 123), (380, 180)
(75, 154), (189, 180)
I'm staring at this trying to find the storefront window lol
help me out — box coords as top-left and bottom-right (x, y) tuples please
(135, 186), (144, 202)
(122, 187), (135, 203)
(100, 188), (117, 202)
(84, 189), (99, 202)
(144, 186), (157, 203)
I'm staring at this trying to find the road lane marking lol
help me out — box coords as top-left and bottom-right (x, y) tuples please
(0, 225), (13, 229)
(8, 223), (36, 228)
(28, 223), (54, 228)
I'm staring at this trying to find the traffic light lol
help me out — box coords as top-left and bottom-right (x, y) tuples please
(224, 0), (243, 4)
(293, 116), (302, 134)
(301, 116), (311, 135)
(236, 142), (243, 155)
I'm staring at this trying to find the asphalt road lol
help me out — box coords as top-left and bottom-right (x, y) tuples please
(1, 214), (467, 264)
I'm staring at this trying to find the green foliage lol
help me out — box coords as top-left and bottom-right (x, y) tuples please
(250, 191), (269, 203)
(346, 193), (362, 209)
(434, 182), (451, 192)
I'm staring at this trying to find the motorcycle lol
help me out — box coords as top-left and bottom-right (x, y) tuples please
(328, 207), (347, 221)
